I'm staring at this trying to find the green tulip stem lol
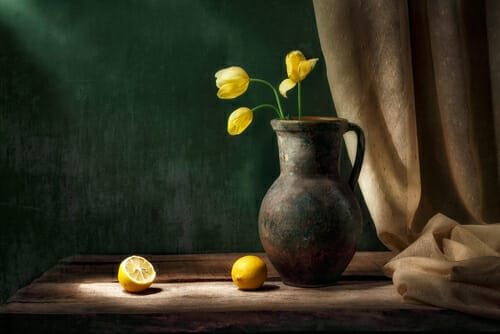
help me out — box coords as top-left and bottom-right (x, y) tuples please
(252, 104), (281, 118)
(250, 78), (285, 119)
(297, 81), (302, 120)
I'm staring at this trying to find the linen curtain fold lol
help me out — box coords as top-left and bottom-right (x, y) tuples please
(313, 0), (500, 318)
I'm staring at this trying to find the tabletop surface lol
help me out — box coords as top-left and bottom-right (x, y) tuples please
(1, 252), (499, 332)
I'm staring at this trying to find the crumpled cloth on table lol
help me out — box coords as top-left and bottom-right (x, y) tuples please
(383, 213), (500, 319)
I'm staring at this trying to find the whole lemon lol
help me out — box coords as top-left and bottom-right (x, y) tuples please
(231, 255), (267, 290)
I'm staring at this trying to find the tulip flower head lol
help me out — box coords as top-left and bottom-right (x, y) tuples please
(227, 107), (253, 135)
(279, 50), (318, 98)
(215, 50), (318, 135)
(215, 66), (250, 99)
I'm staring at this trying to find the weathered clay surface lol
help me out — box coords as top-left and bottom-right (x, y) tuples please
(259, 117), (364, 287)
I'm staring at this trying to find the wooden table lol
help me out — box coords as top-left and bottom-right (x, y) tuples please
(1, 252), (499, 332)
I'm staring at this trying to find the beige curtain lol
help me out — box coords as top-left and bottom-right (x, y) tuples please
(313, 0), (500, 319)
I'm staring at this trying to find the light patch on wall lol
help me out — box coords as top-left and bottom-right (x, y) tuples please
(0, 0), (102, 102)
(0, 0), (78, 63)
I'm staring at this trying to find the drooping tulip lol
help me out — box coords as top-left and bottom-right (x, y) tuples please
(227, 107), (253, 135)
(215, 66), (250, 99)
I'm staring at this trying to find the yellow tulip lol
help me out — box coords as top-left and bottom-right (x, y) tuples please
(279, 50), (318, 97)
(215, 66), (250, 99)
(227, 107), (253, 135)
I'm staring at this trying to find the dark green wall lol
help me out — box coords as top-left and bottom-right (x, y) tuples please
(0, 0), (385, 303)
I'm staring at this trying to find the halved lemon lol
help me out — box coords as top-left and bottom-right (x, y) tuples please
(117, 255), (156, 292)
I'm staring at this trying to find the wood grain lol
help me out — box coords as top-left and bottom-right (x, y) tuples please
(34, 252), (393, 283)
(1, 252), (499, 332)
(4, 281), (427, 313)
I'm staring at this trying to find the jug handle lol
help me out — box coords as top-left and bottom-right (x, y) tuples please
(346, 123), (365, 191)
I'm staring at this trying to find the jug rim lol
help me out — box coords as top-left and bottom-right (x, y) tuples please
(271, 117), (350, 132)
(273, 116), (347, 123)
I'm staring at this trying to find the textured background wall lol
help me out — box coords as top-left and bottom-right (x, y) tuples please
(0, 0), (385, 303)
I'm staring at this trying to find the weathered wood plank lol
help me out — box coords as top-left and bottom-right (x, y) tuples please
(4, 281), (425, 313)
(2, 252), (498, 332)
(7, 281), (429, 314)
(34, 252), (393, 284)
(2, 309), (499, 333)
(4, 280), (499, 331)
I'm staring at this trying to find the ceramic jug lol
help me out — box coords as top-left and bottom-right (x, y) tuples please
(258, 116), (365, 287)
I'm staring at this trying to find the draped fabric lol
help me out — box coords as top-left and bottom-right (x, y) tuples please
(313, 0), (500, 318)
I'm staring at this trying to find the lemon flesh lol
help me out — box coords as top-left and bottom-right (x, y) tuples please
(231, 255), (267, 290)
(118, 255), (156, 292)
